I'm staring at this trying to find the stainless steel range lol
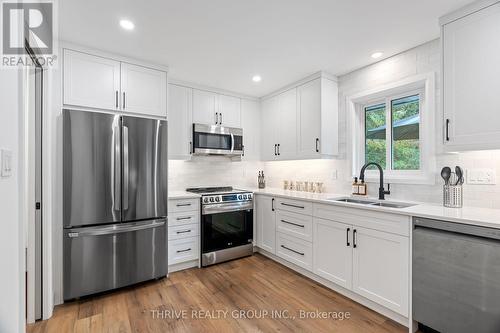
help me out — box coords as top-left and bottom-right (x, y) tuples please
(186, 187), (253, 266)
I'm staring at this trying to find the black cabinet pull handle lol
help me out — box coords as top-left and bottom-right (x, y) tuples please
(281, 202), (305, 209)
(176, 230), (191, 234)
(176, 216), (192, 221)
(281, 245), (304, 256)
(445, 119), (450, 141)
(277, 144), (280, 156)
(215, 112), (218, 124)
(346, 227), (350, 247)
(281, 219), (305, 228)
(115, 91), (119, 108)
(123, 92), (126, 109)
(353, 229), (357, 248)
(271, 198), (275, 211)
(315, 138), (320, 152)
(176, 203), (192, 207)
(220, 113), (223, 125)
(176, 248), (191, 253)
(189, 141), (193, 154)
(274, 144), (277, 156)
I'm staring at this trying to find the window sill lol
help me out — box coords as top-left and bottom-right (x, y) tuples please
(361, 173), (436, 186)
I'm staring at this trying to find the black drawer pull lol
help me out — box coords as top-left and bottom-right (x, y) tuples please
(281, 245), (304, 256)
(346, 228), (350, 247)
(281, 202), (305, 209)
(176, 230), (191, 234)
(176, 203), (192, 207)
(176, 216), (192, 221)
(281, 219), (305, 228)
(353, 229), (357, 248)
(176, 248), (192, 253)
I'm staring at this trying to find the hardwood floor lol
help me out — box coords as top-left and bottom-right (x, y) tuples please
(27, 254), (406, 333)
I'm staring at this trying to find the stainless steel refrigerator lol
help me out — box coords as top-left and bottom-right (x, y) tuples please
(63, 109), (168, 300)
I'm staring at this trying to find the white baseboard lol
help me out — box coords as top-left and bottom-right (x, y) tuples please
(168, 259), (199, 273)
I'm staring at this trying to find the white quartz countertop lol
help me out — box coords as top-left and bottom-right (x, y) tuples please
(168, 191), (201, 200)
(247, 187), (500, 229)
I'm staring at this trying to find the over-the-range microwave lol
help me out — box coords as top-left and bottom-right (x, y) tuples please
(192, 123), (243, 157)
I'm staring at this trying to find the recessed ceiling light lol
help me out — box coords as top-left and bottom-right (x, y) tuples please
(252, 75), (262, 82)
(120, 19), (135, 31)
(371, 52), (383, 59)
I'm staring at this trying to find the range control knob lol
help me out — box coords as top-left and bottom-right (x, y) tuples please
(238, 195), (243, 200)
(248, 194), (252, 200)
(243, 194), (247, 199)
(209, 197), (214, 202)
(215, 197), (220, 202)
(203, 198), (209, 203)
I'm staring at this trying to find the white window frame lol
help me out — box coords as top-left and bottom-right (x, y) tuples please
(347, 73), (436, 185)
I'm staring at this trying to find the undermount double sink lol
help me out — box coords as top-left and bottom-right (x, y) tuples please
(331, 197), (416, 209)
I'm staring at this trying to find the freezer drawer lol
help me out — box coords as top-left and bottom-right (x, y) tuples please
(413, 217), (500, 333)
(63, 219), (167, 300)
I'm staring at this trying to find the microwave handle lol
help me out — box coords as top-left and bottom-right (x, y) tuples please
(230, 133), (235, 153)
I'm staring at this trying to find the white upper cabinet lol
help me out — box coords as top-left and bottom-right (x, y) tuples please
(241, 99), (260, 160)
(260, 73), (338, 161)
(298, 78), (338, 157)
(63, 49), (120, 111)
(63, 48), (167, 118)
(218, 94), (241, 127)
(168, 84), (193, 159)
(442, 2), (500, 150)
(192, 89), (241, 127)
(192, 89), (217, 125)
(120, 63), (167, 117)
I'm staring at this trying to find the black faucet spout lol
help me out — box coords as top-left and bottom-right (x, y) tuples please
(359, 162), (390, 200)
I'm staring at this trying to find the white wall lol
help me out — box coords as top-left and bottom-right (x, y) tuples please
(264, 39), (500, 208)
(0, 70), (24, 332)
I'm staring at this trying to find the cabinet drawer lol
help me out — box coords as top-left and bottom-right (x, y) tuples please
(168, 237), (199, 264)
(169, 211), (199, 226)
(276, 210), (312, 242)
(275, 197), (312, 215)
(168, 223), (199, 240)
(276, 232), (313, 271)
(168, 198), (199, 213)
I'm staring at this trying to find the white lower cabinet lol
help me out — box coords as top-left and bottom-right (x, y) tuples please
(168, 198), (200, 269)
(352, 227), (409, 316)
(256, 195), (276, 253)
(276, 232), (313, 271)
(313, 218), (352, 289)
(169, 237), (199, 265)
(255, 194), (410, 319)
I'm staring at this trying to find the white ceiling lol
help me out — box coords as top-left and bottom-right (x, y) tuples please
(60, 0), (473, 97)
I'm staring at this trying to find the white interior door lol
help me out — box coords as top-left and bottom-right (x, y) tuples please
(192, 89), (217, 125)
(168, 84), (192, 159)
(277, 88), (298, 160)
(352, 227), (409, 316)
(313, 218), (352, 289)
(63, 49), (120, 110)
(218, 94), (241, 127)
(120, 63), (167, 117)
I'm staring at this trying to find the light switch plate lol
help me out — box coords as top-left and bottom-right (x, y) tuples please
(466, 168), (496, 185)
(1, 149), (12, 177)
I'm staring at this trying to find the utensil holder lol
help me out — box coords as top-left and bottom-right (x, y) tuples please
(443, 184), (463, 208)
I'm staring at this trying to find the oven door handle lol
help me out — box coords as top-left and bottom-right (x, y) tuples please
(202, 202), (253, 215)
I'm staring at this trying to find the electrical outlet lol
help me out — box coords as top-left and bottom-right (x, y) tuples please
(466, 168), (496, 185)
(1, 149), (12, 177)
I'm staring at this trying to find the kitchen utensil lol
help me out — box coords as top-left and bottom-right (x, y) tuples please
(441, 167), (451, 185)
(455, 166), (464, 185)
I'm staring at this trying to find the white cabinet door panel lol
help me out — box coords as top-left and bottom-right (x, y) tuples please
(192, 89), (217, 125)
(256, 195), (276, 254)
(443, 2), (500, 149)
(63, 49), (120, 110)
(276, 210), (313, 242)
(298, 78), (321, 157)
(241, 99), (260, 160)
(313, 218), (352, 289)
(168, 84), (192, 159)
(276, 232), (313, 271)
(276, 88), (298, 159)
(352, 227), (409, 316)
(218, 94), (241, 127)
(261, 96), (279, 161)
(120, 63), (167, 117)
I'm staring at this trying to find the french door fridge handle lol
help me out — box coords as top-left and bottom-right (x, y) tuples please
(113, 127), (121, 211)
(123, 126), (129, 210)
(67, 220), (166, 237)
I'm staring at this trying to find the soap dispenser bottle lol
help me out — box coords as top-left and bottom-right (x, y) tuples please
(352, 177), (359, 195)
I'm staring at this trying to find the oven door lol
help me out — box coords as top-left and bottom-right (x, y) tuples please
(201, 204), (253, 254)
(192, 123), (243, 156)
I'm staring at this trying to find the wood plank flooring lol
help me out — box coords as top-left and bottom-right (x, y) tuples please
(27, 253), (406, 333)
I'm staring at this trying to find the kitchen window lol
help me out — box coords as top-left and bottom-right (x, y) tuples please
(364, 94), (420, 171)
(348, 73), (436, 185)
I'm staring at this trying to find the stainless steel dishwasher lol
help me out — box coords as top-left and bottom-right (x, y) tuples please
(413, 217), (500, 333)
